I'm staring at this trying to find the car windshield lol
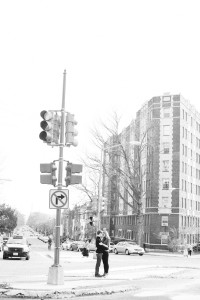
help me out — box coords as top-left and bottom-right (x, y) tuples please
(7, 239), (28, 245)
(13, 235), (23, 239)
(126, 242), (137, 245)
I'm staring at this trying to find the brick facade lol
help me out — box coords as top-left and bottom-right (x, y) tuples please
(102, 93), (200, 249)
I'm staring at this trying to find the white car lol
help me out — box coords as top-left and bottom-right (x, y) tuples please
(114, 241), (145, 256)
(61, 240), (73, 250)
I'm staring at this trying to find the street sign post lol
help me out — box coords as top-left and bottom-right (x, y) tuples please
(49, 189), (69, 209)
(47, 70), (66, 285)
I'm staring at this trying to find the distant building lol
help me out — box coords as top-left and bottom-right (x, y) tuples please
(102, 94), (200, 249)
(62, 201), (97, 240)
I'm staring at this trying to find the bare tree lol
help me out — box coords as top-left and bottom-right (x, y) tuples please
(77, 112), (152, 245)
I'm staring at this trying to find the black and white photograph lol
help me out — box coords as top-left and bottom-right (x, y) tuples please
(1, 1), (200, 299)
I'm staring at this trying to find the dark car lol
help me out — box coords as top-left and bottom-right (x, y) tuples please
(3, 238), (31, 260)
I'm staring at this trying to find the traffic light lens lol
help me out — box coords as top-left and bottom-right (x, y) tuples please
(40, 110), (53, 120)
(39, 131), (48, 141)
(40, 120), (51, 131)
(40, 110), (47, 119)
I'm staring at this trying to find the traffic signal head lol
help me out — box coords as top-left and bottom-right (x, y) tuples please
(101, 198), (105, 211)
(40, 162), (57, 186)
(89, 216), (94, 226)
(65, 113), (78, 147)
(65, 163), (72, 187)
(39, 111), (60, 145)
(51, 162), (57, 186)
(65, 162), (82, 187)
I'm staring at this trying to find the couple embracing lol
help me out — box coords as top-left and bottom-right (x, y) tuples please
(95, 228), (110, 277)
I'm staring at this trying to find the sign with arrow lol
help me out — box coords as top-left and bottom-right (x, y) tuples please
(49, 189), (69, 209)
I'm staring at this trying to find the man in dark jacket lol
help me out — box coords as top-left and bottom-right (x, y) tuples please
(95, 230), (108, 277)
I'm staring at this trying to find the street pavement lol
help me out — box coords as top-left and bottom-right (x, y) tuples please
(1, 250), (200, 299)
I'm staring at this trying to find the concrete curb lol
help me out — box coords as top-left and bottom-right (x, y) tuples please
(0, 266), (191, 299)
(0, 285), (138, 299)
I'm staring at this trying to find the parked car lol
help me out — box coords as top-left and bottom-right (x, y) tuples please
(61, 240), (73, 250)
(3, 237), (31, 260)
(13, 235), (23, 239)
(114, 241), (145, 256)
(70, 241), (85, 252)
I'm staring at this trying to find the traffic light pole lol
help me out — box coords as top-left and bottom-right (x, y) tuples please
(47, 70), (66, 285)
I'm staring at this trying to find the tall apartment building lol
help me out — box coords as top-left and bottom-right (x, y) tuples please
(102, 93), (200, 249)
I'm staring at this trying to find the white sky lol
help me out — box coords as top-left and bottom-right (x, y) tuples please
(0, 0), (200, 218)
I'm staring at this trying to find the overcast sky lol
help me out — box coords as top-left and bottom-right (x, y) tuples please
(0, 0), (200, 218)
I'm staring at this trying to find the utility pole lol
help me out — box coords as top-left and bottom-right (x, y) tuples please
(47, 70), (66, 285)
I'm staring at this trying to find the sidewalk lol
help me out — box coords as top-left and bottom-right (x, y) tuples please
(1, 250), (200, 299)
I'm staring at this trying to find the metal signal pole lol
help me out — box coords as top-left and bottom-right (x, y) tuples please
(47, 70), (66, 285)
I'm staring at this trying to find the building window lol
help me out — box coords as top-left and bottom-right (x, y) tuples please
(182, 162), (184, 173)
(162, 96), (171, 105)
(185, 146), (187, 157)
(162, 197), (170, 208)
(161, 233), (168, 244)
(163, 125), (170, 136)
(162, 179), (169, 190)
(185, 163), (187, 174)
(163, 108), (170, 118)
(163, 160), (169, 172)
(118, 229), (122, 237)
(163, 142), (170, 154)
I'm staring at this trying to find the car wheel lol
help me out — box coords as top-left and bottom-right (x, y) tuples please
(114, 249), (118, 254)
(139, 253), (144, 256)
(3, 254), (8, 259)
(125, 249), (130, 255)
(26, 254), (30, 260)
